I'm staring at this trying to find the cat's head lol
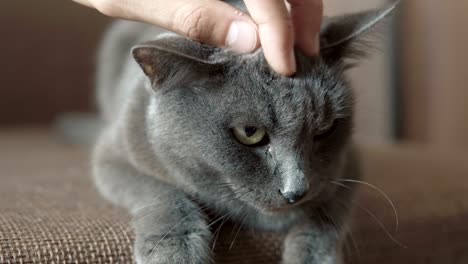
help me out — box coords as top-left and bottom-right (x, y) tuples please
(131, 4), (396, 212)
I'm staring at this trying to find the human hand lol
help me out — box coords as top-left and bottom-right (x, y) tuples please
(73, 0), (323, 75)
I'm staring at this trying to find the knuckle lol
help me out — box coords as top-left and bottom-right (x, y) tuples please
(255, 10), (291, 27)
(173, 5), (214, 41)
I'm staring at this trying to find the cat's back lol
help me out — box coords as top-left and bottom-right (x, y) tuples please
(96, 21), (167, 122)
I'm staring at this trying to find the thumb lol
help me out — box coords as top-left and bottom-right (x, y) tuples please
(133, 0), (259, 53)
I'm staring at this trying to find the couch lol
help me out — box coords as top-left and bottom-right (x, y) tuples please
(1, 128), (467, 263)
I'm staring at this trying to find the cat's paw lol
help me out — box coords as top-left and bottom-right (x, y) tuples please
(282, 233), (343, 264)
(282, 252), (340, 264)
(282, 222), (345, 264)
(134, 229), (211, 264)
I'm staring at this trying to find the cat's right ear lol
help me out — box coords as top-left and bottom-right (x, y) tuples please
(132, 34), (225, 88)
(319, 0), (400, 66)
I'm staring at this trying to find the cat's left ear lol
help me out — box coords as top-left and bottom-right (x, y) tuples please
(132, 34), (225, 89)
(319, 0), (400, 65)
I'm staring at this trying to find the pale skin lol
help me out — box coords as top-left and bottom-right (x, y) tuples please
(72, 0), (323, 76)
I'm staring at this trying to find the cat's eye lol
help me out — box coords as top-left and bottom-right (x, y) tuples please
(314, 120), (339, 140)
(232, 126), (267, 146)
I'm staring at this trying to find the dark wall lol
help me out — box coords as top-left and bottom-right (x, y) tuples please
(0, 1), (109, 125)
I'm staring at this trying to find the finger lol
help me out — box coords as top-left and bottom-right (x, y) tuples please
(82, 0), (259, 53)
(287, 0), (323, 56)
(71, 0), (93, 8)
(244, 0), (296, 76)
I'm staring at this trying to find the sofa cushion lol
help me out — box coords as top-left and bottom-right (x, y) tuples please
(1, 129), (467, 263)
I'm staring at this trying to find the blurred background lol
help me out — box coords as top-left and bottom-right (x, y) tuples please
(1, 0), (467, 151)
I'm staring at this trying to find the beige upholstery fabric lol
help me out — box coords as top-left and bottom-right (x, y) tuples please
(1, 129), (467, 263)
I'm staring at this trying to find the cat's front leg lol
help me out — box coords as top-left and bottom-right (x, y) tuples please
(132, 191), (211, 264)
(282, 222), (343, 264)
(93, 138), (211, 264)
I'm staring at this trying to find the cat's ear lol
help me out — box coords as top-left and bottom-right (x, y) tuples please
(319, 0), (400, 65)
(132, 34), (224, 88)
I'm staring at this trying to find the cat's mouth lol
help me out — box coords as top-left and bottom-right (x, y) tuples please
(260, 203), (304, 213)
(242, 188), (320, 213)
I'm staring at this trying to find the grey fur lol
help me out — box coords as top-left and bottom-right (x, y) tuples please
(93, 2), (396, 263)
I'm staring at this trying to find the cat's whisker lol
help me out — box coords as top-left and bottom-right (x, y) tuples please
(332, 198), (361, 261)
(335, 198), (407, 250)
(104, 199), (184, 237)
(229, 207), (249, 250)
(318, 206), (341, 240)
(128, 195), (234, 258)
(315, 205), (327, 231)
(125, 199), (210, 235)
(146, 202), (213, 263)
(132, 200), (164, 214)
(211, 213), (232, 250)
(116, 203), (187, 237)
(234, 188), (253, 201)
(330, 180), (402, 252)
(126, 198), (211, 233)
(343, 222), (360, 262)
(145, 186), (250, 262)
(207, 189), (253, 251)
(317, 205), (353, 260)
(206, 211), (230, 229)
(332, 179), (399, 233)
(147, 219), (190, 263)
(320, 205), (359, 263)
(125, 185), (246, 235)
(204, 182), (237, 188)
(215, 188), (254, 250)
(231, 185), (248, 195)
(355, 204), (407, 249)
(329, 181), (352, 191)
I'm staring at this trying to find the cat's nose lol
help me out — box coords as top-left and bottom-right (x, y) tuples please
(279, 189), (307, 204)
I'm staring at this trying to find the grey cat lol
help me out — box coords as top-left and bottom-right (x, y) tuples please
(92, 1), (398, 263)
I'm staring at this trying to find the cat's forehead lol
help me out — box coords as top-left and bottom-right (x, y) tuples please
(210, 50), (353, 132)
(223, 50), (353, 115)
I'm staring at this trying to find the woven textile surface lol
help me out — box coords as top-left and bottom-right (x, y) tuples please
(1, 129), (468, 263)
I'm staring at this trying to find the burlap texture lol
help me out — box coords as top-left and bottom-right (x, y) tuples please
(1, 128), (468, 263)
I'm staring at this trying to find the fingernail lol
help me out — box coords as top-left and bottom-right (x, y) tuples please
(226, 20), (257, 53)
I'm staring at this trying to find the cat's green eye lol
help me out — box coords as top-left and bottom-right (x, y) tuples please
(232, 126), (267, 146)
